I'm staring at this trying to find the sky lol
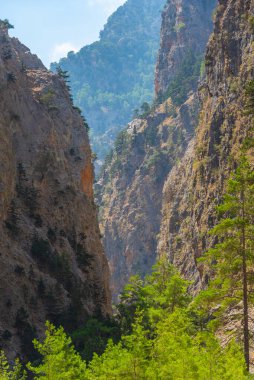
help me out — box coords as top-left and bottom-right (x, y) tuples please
(1, 0), (126, 68)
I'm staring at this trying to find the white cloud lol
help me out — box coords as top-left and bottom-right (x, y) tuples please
(50, 42), (80, 63)
(48, 1), (126, 65)
(88, 0), (126, 14)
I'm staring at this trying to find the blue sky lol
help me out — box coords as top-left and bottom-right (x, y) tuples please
(1, 0), (126, 67)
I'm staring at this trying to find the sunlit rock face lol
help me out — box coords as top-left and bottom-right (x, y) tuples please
(98, 0), (216, 301)
(99, 0), (254, 304)
(158, 0), (254, 290)
(0, 25), (111, 359)
(155, 0), (216, 99)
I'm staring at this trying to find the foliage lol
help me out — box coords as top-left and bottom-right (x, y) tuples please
(0, 351), (26, 380)
(51, 0), (165, 163)
(139, 102), (151, 118)
(27, 322), (86, 380)
(159, 50), (203, 106)
(14, 307), (38, 361)
(245, 79), (254, 116)
(86, 259), (248, 379)
(198, 156), (254, 371)
(143, 149), (164, 170)
(3, 47), (12, 60)
(56, 66), (69, 80)
(200, 59), (206, 78)
(174, 22), (186, 32)
(114, 129), (130, 156)
(1, 258), (251, 379)
(39, 90), (55, 107)
(71, 318), (120, 362)
(99, 127), (132, 177)
(0, 19), (14, 30)
(149, 312), (247, 380)
(7, 72), (16, 83)
(31, 238), (51, 261)
(117, 258), (191, 335)
(248, 15), (254, 33)
(5, 201), (19, 234)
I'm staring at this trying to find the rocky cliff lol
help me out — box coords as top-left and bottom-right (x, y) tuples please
(98, 0), (216, 300)
(155, 0), (216, 103)
(0, 24), (111, 359)
(98, 95), (199, 299)
(158, 0), (254, 288)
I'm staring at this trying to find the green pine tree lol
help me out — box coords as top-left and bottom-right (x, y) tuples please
(0, 19), (14, 30)
(200, 155), (254, 371)
(0, 351), (26, 380)
(27, 322), (86, 379)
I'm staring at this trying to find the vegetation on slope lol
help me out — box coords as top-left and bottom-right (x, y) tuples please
(199, 156), (254, 371)
(0, 259), (250, 378)
(157, 50), (204, 106)
(2, 164), (254, 378)
(51, 0), (165, 164)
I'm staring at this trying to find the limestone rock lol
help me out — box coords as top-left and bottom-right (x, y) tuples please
(158, 0), (254, 288)
(98, 95), (199, 301)
(155, 0), (216, 98)
(0, 26), (111, 359)
(98, 0), (215, 301)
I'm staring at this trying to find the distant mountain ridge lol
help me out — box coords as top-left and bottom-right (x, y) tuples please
(51, 0), (166, 167)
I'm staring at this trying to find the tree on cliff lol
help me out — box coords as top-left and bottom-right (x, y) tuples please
(0, 19), (14, 30)
(200, 156), (254, 371)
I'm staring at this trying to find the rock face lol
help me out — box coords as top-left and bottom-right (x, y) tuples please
(98, 96), (199, 300)
(155, 0), (216, 99)
(158, 0), (254, 287)
(52, 0), (166, 168)
(0, 26), (111, 359)
(98, 0), (216, 300)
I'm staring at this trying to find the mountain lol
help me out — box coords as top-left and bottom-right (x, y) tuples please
(51, 0), (165, 167)
(158, 0), (254, 287)
(98, 0), (216, 300)
(1, 0), (254, 372)
(0, 22), (111, 359)
(155, 0), (217, 104)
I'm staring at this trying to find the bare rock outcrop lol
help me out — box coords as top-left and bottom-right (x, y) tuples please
(98, 95), (199, 300)
(155, 0), (216, 98)
(98, 0), (216, 301)
(0, 25), (111, 359)
(158, 0), (254, 287)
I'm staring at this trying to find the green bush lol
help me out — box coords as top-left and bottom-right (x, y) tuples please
(159, 50), (203, 106)
(31, 238), (51, 260)
(0, 19), (14, 30)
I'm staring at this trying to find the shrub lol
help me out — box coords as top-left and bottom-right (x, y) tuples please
(4, 201), (19, 235)
(47, 227), (57, 243)
(76, 244), (94, 270)
(159, 50), (202, 106)
(248, 15), (254, 33)
(31, 237), (51, 261)
(39, 89), (55, 107)
(7, 72), (16, 82)
(2, 47), (12, 60)
(15, 307), (29, 330)
(14, 265), (25, 275)
(174, 22), (186, 32)
(2, 330), (12, 341)
(0, 19), (14, 30)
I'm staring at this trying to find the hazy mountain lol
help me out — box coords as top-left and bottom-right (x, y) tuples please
(51, 0), (165, 167)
